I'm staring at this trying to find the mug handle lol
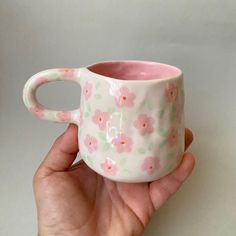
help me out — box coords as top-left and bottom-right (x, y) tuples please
(23, 68), (81, 124)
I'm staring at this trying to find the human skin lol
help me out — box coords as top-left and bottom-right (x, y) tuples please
(33, 124), (195, 236)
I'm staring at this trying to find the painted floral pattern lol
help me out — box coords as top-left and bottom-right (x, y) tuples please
(168, 128), (178, 147)
(92, 109), (109, 130)
(101, 159), (117, 176)
(112, 133), (133, 153)
(165, 82), (178, 102)
(133, 114), (154, 136)
(29, 106), (44, 118)
(58, 68), (75, 77)
(56, 111), (71, 122)
(35, 77), (49, 86)
(24, 66), (183, 181)
(83, 82), (93, 100)
(84, 134), (98, 153)
(141, 157), (160, 175)
(114, 86), (136, 107)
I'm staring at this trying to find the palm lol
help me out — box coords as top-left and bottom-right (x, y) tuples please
(34, 125), (195, 236)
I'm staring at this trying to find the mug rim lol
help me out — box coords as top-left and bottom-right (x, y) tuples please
(82, 60), (183, 83)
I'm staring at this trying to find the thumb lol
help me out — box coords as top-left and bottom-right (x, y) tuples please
(36, 124), (79, 177)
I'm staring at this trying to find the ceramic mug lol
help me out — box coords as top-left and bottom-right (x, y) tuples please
(23, 60), (185, 182)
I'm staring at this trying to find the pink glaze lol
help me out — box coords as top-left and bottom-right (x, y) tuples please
(88, 61), (182, 81)
(112, 133), (133, 153)
(56, 111), (71, 122)
(168, 128), (179, 147)
(92, 109), (109, 130)
(114, 86), (136, 107)
(101, 159), (117, 176)
(84, 135), (98, 153)
(133, 114), (154, 136)
(141, 157), (160, 175)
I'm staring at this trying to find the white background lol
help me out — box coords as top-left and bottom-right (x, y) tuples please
(0, 1), (236, 235)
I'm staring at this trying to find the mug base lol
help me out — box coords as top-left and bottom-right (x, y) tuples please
(82, 155), (183, 183)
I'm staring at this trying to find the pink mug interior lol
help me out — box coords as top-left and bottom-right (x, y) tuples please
(87, 61), (182, 81)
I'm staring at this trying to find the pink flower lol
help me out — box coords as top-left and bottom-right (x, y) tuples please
(83, 82), (92, 100)
(92, 109), (109, 130)
(101, 159), (117, 176)
(112, 134), (133, 153)
(56, 111), (71, 122)
(29, 106), (44, 118)
(58, 68), (75, 77)
(141, 157), (160, 175)
(133, 114), (154, 136)
(84, 135), (98, 153)
(35, 77), (49, 86)
(114, 87), (136, 107)
(168, 128), (178, 146)
(165, 83), (178, 102)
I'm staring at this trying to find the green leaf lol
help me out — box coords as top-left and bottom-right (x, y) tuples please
(157, 109), (164, 118)
(148, 143), (154, 151)
(94, 94), (102, 99)
(170, 105), (177, 122)
(98, 132), (106, 141)
(172, 105), (177, 114)
(84, 111), (90, 118)
(102, 143), (110, 152)
(119, 158), (127, 167)
(146, 100), (154, 110)
(159, 139), (167, 148)
(122, 113), (127, 121)
(87, 104), (91, 112)
(82, 154), (94, 167)
(157, 127), (167, 137)
(95, 82), (101, 89)
(138, 148), (146, 154)
(108, 107), (116, 114)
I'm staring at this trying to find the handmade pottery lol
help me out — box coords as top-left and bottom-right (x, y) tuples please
(23, 60), (184, 182)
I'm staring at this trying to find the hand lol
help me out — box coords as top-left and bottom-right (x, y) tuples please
(33, 124), (195, 236)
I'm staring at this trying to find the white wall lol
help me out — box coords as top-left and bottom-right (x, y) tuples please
(0, 1), (236, 235)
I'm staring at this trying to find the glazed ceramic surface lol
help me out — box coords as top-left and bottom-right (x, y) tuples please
(23, 61), (184, 182)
